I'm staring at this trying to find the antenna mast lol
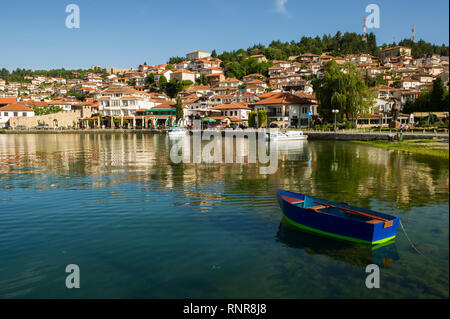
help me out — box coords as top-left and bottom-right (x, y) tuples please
(363, 16), (367, 41)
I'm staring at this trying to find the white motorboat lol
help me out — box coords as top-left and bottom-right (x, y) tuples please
(167, 128), (188, 137)
(268, 130), (308, 141)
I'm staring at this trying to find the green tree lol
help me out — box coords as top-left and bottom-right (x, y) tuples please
(403, 98), (415, 114)
(413, 90), (432, 112)
(430, 77), (447, 111)
(168, 57), (185, 64)
(409, 77), (449, 113)
(175, 97), (184, 121)
(196, 73), (208, 86)
(248, 111), (257, 128)
(159, 75), (168, 90)
(144, 73), (155, 86)
(165, 78), (192, 98)
(65, 89), (86, 101)
(257, 110), (268, 128)
(312, 60), (373, 122)
(32, 105), (64, 116)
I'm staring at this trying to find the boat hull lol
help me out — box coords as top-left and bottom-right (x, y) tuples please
(277, 190), (399, 245)
(168, 130), (188, 137)
(269, 131), (308, 141)
(272, 136), (308, 141)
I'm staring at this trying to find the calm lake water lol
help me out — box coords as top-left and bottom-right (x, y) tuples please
(0, 133), (448, 298)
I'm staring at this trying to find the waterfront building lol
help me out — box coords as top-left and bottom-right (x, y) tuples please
(144, 101), (183, 126)
(252, 92), (318, 128)
(0, 103), (35, 128)
(209, 102), (251, 124)
(99, 86), (157, 117)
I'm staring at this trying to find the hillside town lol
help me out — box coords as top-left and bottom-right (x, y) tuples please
(0, 46), (449, 130)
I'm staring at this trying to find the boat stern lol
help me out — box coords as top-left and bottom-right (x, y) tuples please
(370, 217), (400, 244)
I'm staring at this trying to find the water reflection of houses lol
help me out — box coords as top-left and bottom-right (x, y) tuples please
(1, 134), (447, 210)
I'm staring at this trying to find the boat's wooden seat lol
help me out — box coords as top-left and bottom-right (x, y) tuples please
(282, 196), (304, 205)
(307, 205), (327, 211)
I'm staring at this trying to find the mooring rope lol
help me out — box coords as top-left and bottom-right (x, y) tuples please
(399, 220), (424, 256)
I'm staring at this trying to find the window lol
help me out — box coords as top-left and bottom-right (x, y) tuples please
(22, 112), (27, 117)
(14, 112), (18, 116)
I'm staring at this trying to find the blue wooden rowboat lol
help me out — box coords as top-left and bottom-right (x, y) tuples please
(277, 189), (400, 245)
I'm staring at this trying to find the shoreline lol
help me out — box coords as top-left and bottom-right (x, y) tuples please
(1, 128), (448, 141)
(351, 139), (449, 160)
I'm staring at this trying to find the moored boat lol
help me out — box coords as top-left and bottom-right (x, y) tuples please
(277, 189), (399, 245)
(167, 127), (188, 137)
(269, 130), (307, 141)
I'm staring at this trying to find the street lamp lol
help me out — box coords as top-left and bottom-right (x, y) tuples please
(332, 109), (339, 130)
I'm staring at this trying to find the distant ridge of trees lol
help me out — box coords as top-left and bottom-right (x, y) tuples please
(386, 39), (449, 58)
(216, 32), (449, 64)
(211, 32), (449, 79)
(0, 68), (107, 84)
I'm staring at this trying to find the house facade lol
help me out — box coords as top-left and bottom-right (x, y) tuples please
(252, 92), (318, 128)
(99, 86), (157, 117)
(186, 50), (211, 60)
(0, 103), (35, 128)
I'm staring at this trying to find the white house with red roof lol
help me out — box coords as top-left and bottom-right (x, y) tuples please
(245, 80), (267, 94)
(398, 78), (421, 90)
(252, 92), (318, 128)
(138, 64), (151, 72)
(0, 103), (35, 128)
(218, 78), (242, 88)
(154, 69), (173, 82)
(171, 69), (196, 83)
(222, 90), (259, 104)
(209, 102), (252, 123)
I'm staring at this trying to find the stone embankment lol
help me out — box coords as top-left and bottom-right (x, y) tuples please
(305, 131), (449, 141)
(2, 128), (449, 141)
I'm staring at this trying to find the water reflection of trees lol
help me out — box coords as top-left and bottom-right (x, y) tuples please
(0, 134), (447, 209)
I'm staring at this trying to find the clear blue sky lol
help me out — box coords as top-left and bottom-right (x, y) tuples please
(1, 0), (448, 71)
